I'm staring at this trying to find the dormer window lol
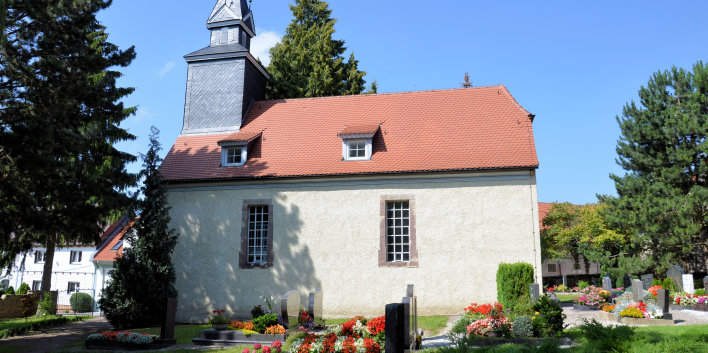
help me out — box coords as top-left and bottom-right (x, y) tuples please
(221, 145), (247, 166)
(217, 130), (262, 167)
(338, 125), (380, 161)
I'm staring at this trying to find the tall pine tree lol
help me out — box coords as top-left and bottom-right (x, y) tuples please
(266, 0), (372, 99)
(0, 0), (136, 294)
(99, 127), (177, 329)
(603, 61), (708, 274)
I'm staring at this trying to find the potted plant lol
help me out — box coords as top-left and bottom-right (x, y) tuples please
(209, 309), (230, 330)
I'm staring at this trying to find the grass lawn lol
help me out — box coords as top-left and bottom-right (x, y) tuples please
(0, 315), (88, 339)
(555, 293), (580, 303)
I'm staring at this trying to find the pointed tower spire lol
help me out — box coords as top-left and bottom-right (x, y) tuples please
(206, 0), (256, 49)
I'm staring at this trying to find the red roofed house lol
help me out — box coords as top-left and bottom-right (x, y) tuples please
(160, 0), (543, 322)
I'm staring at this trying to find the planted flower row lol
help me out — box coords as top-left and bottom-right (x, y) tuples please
(292, 316), (385, 353)
(86, 331), (159, 345)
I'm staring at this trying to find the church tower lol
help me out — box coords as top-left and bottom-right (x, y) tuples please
(181, 0), (269, 135)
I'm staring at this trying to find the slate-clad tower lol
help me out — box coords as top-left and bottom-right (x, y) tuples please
(181, 0), (269, 135)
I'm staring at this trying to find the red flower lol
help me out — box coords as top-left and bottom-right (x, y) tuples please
(366, 316), (385, 336)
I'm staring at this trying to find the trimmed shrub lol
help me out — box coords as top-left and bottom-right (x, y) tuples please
(652, 278), (662, 286)
(17, 283), (29, 295)
(4, 286), (15, 295)
(252, 313), (278, 333)
(496, 262), (534, 312)
(662, 278), (677, 292)
(512, 316), (533, 338)
(577, 280), (590, 290)
(38, 292), (57, 316)
(70, 293), (93, 313)
(532, 295), (565, 337)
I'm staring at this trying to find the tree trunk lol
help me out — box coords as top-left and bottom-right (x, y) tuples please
(40, 233), (56, 297)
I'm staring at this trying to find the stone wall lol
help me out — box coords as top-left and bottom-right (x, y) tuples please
(0, 292), (40, 318)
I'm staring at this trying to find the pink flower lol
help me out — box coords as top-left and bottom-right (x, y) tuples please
(254, 343), (262, 350)
(272, 340), (283, 353)
(263, 346), (272, 353)
(243, 349), (251, 353)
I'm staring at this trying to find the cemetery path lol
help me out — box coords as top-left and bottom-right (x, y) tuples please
(0, 316), (111, 353)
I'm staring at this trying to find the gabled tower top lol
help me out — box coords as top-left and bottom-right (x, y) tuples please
(207, 0), (255, 47)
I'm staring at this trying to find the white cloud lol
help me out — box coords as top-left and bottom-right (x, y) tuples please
(157, 61), (176, 78)
(250, 30), (281, 67)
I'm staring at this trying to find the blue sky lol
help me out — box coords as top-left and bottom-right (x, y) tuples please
(98, 0), (708, 204)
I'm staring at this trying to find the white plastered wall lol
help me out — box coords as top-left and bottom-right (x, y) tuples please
(168, 170), (542, 322)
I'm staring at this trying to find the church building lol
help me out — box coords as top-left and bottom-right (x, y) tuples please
(160, 0), (543, 322)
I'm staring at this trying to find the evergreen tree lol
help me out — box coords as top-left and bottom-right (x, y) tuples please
(603, 61), (708, 274)
(266, 0), (368, 99)
(0, 0), (136, 293)
(99, 127), (177, 329)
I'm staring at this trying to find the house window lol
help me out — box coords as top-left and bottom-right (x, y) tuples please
(70, 251), (82, 264)
(34, 250), (45, 264)
(221, 146), (247, 166)
(32, 281), (41, 291)
(239, 200), (274, 269)
(547, 263), (557, 273)
(342, 139), (372, 161)
(379, 195), (418, 267)
(67, 282), (80, 293)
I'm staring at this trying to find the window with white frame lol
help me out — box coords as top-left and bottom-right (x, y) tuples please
(67, 282), (80, 293)
(386, 201), (411, 262)
(34, 250), (45, 264)
(221, 146), (247, 166)
(32, 280), (41, 291)
(247, 205), (269, 264)
(343, 139), (372, 161)
(70, 251), (82, 264)
(239, 200), (274, 269)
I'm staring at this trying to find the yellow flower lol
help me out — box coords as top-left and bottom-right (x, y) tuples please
(532, 316), (536, 320)
(535, 312), (540, 315)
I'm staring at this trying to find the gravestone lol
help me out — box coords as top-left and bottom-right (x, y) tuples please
(640, 274), (654, 290)
(602, 277), (612, 291)
(385, 303), (405, 353)
(530, 283), (540, 304)
(632, 279), (643, 302)
(406, 284), (414, 298)
(656, 288), (672, 320)
(281, 290), (300, 329)
(666, 265), (684, 292)
(704, 276), (708, 290)
(623, 274), (633, 289)
(562, 275), (568, 287)
(402, 284), (418, 349)
(308, 288), (323, 324)
(549, 292), (559, 303)
(159, 297), (177, 345)
(682, 274), (695, 293)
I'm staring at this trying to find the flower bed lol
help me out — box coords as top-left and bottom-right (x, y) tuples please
(85, 331), (173, 350)
(292, 316), (384, 353)
(464, 302), (512, 337)
(572, 287), (613, 309)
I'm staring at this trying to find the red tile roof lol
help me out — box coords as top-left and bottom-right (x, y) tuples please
(338, 125), (380, 136)
(218, 130), (263, 144)
(160, 86), (538, 182)
(538, 202), (554, 230)
(93, 218), (133, 262)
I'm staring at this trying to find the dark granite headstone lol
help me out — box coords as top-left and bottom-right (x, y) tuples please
(308, 289), (323, 323)
(656, 288), (672, 320)
(666, 265), (684, 292)
(623, 274), (633, 289)
(385, 303), (405, 353)
(280, 290), (300, 329)
(602, 277), (612, 291)
(641, 274), (654, 290)
(632, 279), (643, 302)
(159, 298), (177, 344)
(406, 284), (414, 298)
(530, 283), (540, 304)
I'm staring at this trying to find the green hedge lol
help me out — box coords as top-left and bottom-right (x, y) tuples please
(496, 262), (535, 312)
(0, 316), (85, 339)
(70, 293), (93, 313)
